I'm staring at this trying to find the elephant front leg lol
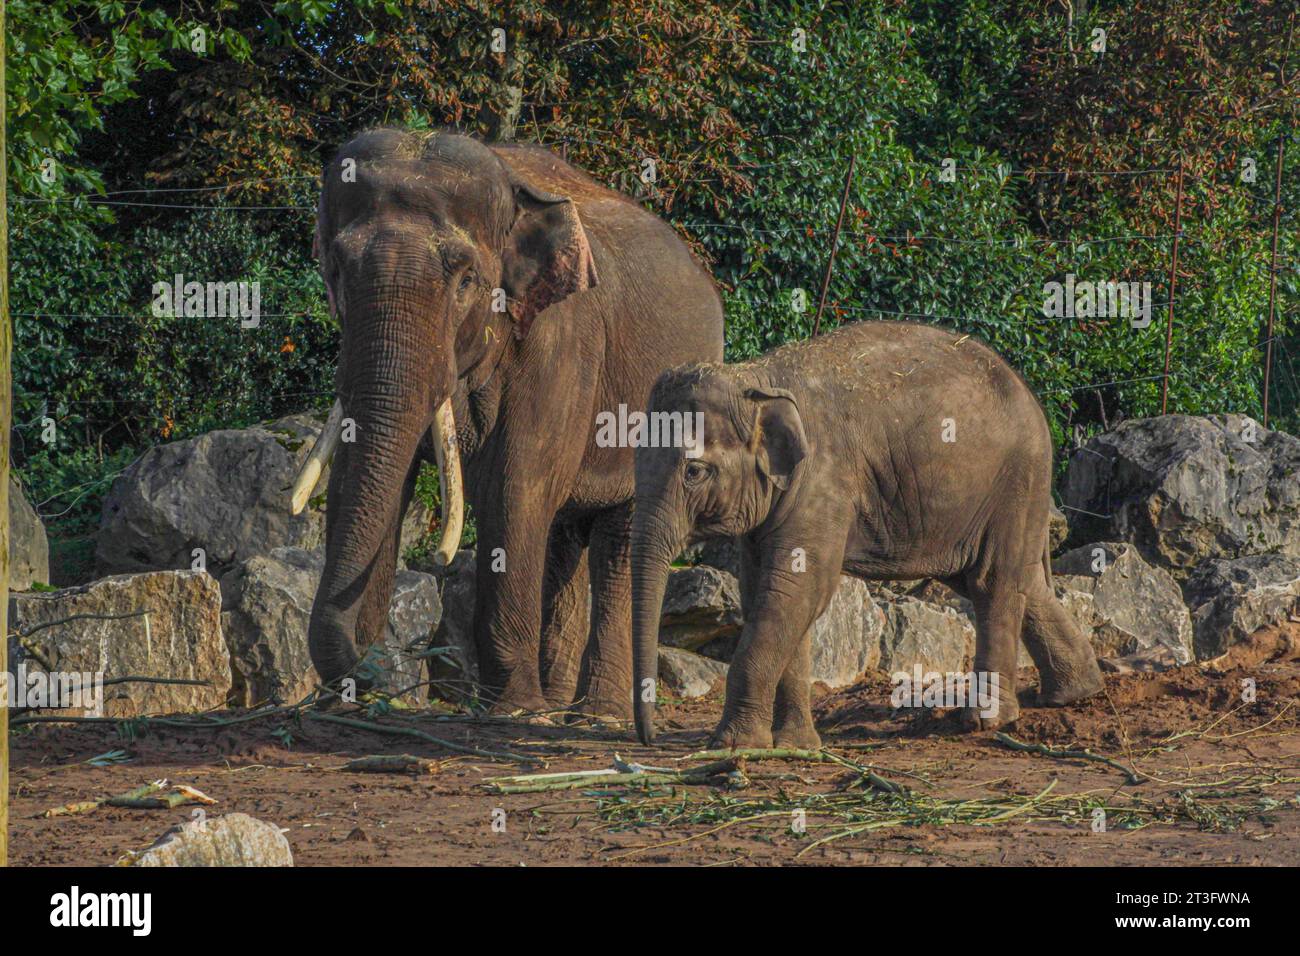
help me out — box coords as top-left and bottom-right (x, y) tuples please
(472, 510), (553, 717)
(711, 564), (833, 751)
(771, 628), (821, 749)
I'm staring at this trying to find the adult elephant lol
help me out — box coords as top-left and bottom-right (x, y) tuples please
(294, 128), (723, 720)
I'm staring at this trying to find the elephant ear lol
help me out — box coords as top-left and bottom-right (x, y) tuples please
(500, 181), (599, 339)
(745, 387), (808, 491)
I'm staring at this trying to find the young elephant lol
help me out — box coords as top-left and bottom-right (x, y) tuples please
(630, 321), (1104, 749)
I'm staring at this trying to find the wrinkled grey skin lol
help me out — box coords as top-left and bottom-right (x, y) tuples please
(630, 321), (1104, 748)
(310, 128), (722, 719)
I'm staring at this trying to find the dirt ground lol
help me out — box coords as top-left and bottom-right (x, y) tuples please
(8, 624), (1300, 867)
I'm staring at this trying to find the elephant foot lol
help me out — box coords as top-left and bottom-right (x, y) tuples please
(956, 697), (1013, 733)
(958, 686), (1019, 731)
(1037, 660), (1105, 708)
(571, 698), (633, 729)
(708, 716), (774, 751)
(488, 693), (554, 723)
(567, 712), (630, 733)
(772, 722), (822, 750)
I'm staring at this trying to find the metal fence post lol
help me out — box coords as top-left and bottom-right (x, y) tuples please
(1263, 133), (1288, 428)
(813, 156), (856, 337)
(1160, 158), (1185, 415)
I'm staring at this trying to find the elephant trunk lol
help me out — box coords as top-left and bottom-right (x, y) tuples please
(630, 496), (688, 745)
(307, 305), (442, 689)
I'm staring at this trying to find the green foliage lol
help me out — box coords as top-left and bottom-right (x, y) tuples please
(6, 0), (178, 198)
(7, 0), (1297, 542)
(689, 0), (1295, 449)
(12, 200), (336, 534)
(406, 462), (478, 567)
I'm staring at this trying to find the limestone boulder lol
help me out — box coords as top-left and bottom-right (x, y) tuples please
(657, 647), (728, 699)
(1052, 541), (1194, 667)
(1062, 414), (1300, 574)
(8, 570), (230, 715)
(96, 412), (430, 579)
(8, 477), (50, 590)
(126, 813), (292, 867)
(219, 546), (440, 706)
(1183, 554), (1300, 659)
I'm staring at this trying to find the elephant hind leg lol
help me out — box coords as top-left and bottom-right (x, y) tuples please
(771, 627), (821, 749)
(963, 515), (1040, 731)
(539, 519), (591, 711)
(573, 503), (635, 723)
(964, 582), (1027, 731)
(1021, 572), (1104, 707)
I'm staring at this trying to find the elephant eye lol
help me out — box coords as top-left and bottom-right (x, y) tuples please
(458, 271), (476, 296)
(683, 460), (711, 485)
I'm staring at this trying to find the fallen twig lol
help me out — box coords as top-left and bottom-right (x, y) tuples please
(993, 732), (1141, 785)
(307, 711), (542, 766)
(340, 754), (441, 775)
(487, 756), (747, 794)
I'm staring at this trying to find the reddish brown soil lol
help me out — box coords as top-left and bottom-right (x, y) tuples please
(9, 625), (1300, 867)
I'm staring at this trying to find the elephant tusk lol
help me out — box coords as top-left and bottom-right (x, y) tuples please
(431, 397), (465, 566)
(290, 400), (344, 515)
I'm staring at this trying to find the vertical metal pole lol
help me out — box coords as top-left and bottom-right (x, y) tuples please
(812, 155), (855, 337)
(1263, 133), (1287, 428)
(1160, 158), (1184, 415)
(0, 0), (10, 869)
(1262, 13), (1295, 426)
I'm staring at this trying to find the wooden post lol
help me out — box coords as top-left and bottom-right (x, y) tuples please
(1160, 158), (1184, 415)
(1, 0), (10, 869)
(812, 155), (855, 337)
(1262, 132), (1287, 428)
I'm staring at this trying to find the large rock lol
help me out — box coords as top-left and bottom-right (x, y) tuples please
(96, 412), (430, 579)
(1183, 554), (1300, 659)
(1053, 541), (1194, 667)
(220, 547), (440, 706)
(810, 576), (884, 688)
(8, 570), (230, 715)
(8, 477), (49, 590)
(879, 580), (1048, 667)
(659, 565), (743, 651)
(657, 647), (727, 699)
(878, 593), (976, 675)
(126, 813), (293, 867)
(1062, 414), (1300, 574)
